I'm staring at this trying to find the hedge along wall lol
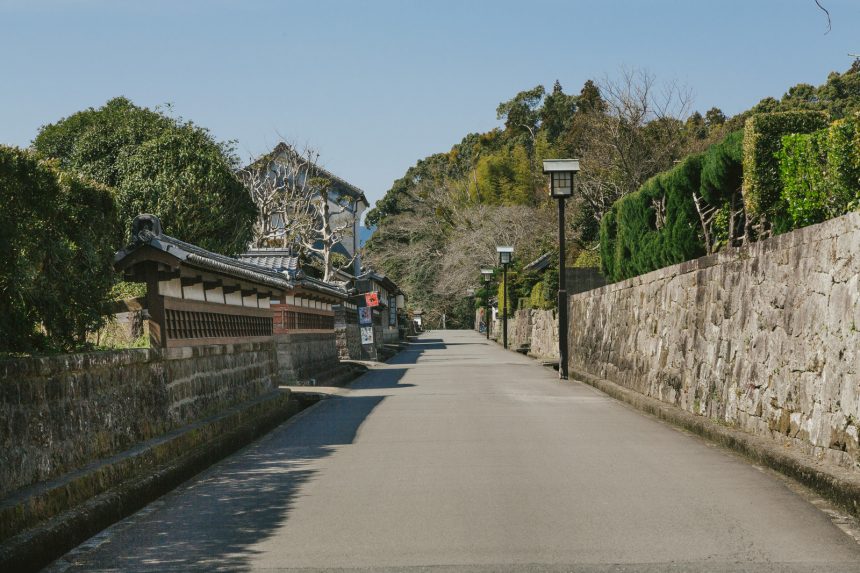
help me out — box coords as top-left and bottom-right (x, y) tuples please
(742, 110), (829, 233)
(0, 146), (118, 352)
(571, 210), (860, 474)
(778, 114), (860, 230)
(600, 155), (705, 282)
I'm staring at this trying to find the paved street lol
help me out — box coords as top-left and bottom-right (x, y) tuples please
(50, 331), (860, 572)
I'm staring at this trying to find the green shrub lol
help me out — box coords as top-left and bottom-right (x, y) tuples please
(496, 271), (517, 316)
(0, 146), (118, 352)
(600, 155), (705, 282)
(742, 110), (828, 232)
(572, 247), (601, 269)
(528, 280), (555, 310)
(779, 115), (860, 228)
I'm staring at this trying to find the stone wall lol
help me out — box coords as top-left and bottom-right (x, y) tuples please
(0, 342), (277, 497)
(528, 309), (559, 360)
(568, 211), (860, 472)
(489, 309), (559, 360)
(334, 305), (362, 360)
(275, 332), (340, 384)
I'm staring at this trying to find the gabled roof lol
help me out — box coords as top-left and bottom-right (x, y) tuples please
(115, 215), (348, 300)
(247, 142), (369, 207)
(115, 217), (293, 292)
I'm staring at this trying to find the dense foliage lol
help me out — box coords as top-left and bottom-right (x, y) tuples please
(366, 73), (703, 327)
(598, 64), (860, 283)
(600, 155), (705, 281)
(741, 110), (829, 233)
(778, 115), (860, 229)
(0, 146), (117, 352)
(33, 97), (255, 254)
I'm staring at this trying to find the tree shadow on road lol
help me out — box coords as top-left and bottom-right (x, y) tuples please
(65, 373), (407, 572)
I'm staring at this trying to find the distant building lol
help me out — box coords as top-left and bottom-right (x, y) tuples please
(245, 142), (369, 277)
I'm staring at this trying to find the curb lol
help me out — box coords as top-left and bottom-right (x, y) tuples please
(569, 367), (860, 519)
(0, 389), (308, 573)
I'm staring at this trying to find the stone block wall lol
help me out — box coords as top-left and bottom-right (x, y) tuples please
(569, 211), (860, 472)
(0, 342), (277, 498)
(275, 332), (340, 384)
(528, 309), (559, 360)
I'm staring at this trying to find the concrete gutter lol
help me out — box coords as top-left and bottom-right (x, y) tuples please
(0, 388), (312, 573)
(568, 367), (860, 519)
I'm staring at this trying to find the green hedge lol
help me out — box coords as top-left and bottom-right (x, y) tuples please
(0, 146), (118, 352)
(778, 115), (860, 229)
(600, 155), (705, 282)
(528, 280), (555, 310)
(742, 111), (828, 232)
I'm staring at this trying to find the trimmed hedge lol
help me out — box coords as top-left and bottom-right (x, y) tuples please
(600, 155), (705, 282)
(0, 146), (118, 352)
(778, 115), (860, 229)
(742, 111), (828, 232)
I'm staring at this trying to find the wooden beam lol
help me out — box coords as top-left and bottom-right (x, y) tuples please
(257, 291), (273, 299)
(203, 279), (222, 291)
(222, 284), (241, 294)
(181, 276), (202, 287)
(157, 269), (181, 281)
(241, 288), (258, 297)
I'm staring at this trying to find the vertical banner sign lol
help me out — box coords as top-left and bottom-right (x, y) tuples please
(360, 326), (374, 344)
(389, 296), (397, 326)
(365, 292), (379, 307)
(358, 307), (373, 326)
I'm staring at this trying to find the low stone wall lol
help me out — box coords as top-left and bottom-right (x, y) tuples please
(274, 332), (340, 384)
(528, 309), (558, 360)
(489, 309), (559, 360)
(569, 211), (860, 472)
(0, 342), (277, 498)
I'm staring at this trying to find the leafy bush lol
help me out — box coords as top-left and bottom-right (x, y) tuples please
(742, 111), (828, 232)
(778, 115), (860, 228)
(0, 146), (118, 352)
(34, 97), (255, 254)
(572, 247), (601, 269)
(496, 271), (517, 316)
(600, 155), (705, 282)
(528, 281), (555, 310)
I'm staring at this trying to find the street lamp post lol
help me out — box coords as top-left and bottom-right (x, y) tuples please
(496, 246), (513, 350)
(481, 268), (493, 340)
(543, 159), (580, 380)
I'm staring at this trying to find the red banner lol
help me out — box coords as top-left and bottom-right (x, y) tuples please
(364, 292), (379, 307)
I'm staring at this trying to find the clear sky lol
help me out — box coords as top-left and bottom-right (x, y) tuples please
(2, 0), (859, 212)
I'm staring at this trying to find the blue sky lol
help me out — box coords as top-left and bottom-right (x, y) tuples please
(2, 0), (859, 212)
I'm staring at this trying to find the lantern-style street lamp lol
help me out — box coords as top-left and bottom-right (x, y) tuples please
(543, 159), (580, 380)
(481, 268), (493, 340)
(496, 246), (514, 349)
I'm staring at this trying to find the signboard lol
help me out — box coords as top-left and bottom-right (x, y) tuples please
(360, 326), (374, 345)
(358, 307), (373, 326)
(365, 292), (379, 307)
(389, 296), (397, 326)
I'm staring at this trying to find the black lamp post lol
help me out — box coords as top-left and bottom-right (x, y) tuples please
(543, 159), (580, 380)
(496, 246), (513, 349)
(481, 268), (493, 340)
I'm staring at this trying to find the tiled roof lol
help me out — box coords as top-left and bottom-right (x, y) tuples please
(238, 249), (300, 275)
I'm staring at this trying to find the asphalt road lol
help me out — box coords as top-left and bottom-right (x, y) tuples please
(48, 331), (860, 572)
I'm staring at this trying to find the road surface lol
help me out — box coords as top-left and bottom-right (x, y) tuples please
(49, 330), (860, 572)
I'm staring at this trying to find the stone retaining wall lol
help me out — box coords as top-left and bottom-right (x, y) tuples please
(275, 332), (340, 384)
(569, 211), (860, 472)
(0, 342), (277, 497)
(488, 309), (559, 360)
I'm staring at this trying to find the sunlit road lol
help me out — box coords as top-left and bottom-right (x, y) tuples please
(50, 330), (860, 572)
